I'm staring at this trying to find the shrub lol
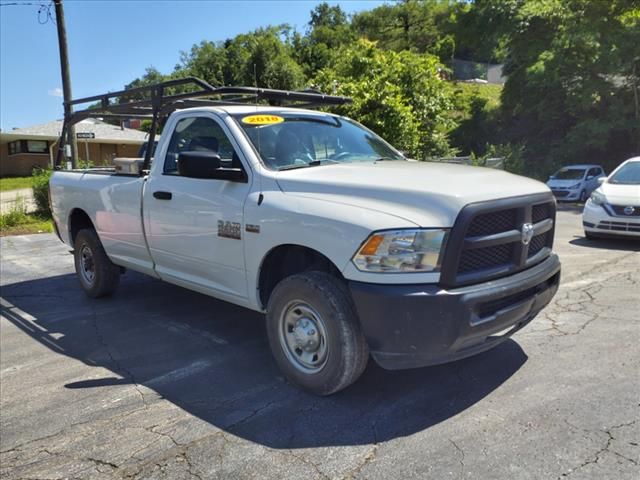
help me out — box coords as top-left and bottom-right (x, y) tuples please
(31, 168), (52, 214)
(0, 197), (28, 229)
(314, 39), (454, 159)
(78, 159), (95, 169)
(483, 143), (526, 176)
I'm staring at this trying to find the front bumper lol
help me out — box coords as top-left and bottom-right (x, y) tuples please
(583, 201), (640, 237)
(349, 254), (561, 370)
(551, 188), (581, 201)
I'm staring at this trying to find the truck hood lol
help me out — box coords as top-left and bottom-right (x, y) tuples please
(276, 161), (549, 227)
(600, 182), (640, 205)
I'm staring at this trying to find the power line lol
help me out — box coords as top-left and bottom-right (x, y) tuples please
(0, 1), (55, 25)
(0, 2), (46, 6)
(38, 1), (55, 24)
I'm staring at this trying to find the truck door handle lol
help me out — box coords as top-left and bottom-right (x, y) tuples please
(153, 191), (172, 200)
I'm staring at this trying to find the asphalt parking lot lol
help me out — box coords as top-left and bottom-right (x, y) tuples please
(1, 205), (638, 480)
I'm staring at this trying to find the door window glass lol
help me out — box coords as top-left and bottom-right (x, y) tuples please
(163, 117), (239, 174)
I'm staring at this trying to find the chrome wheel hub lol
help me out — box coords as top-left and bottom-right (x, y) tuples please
(79, 245), (95, 285)
(279, 301), (328, 373)
(292, 317), (320, 352)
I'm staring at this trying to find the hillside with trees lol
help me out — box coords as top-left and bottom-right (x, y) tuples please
(124, 0), (639, 177)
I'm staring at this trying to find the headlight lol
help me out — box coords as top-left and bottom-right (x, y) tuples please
(352, 229), (448, 273)
(588, 190), (606, 205)
(569, 183), (581, 189)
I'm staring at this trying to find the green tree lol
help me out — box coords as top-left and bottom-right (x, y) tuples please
(498, 0), (640, 174)
(122, 67), (168, 101)
(449, 84), (500, 156)
(223, 26), (305, 90)
(179, 40), (227, 86)
(315, 39), (453, 158)
(351, 0), (453, 57)
(292, 3), (354, 77)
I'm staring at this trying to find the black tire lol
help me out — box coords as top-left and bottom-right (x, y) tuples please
(73, 228), (120, 298)
(266, 271), (369, 395)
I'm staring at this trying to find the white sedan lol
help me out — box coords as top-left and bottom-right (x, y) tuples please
(583, 157), (640, 239)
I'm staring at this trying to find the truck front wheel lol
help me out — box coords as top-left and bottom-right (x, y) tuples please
(73, 228), (120, 298)
(266, 271), (369, 395)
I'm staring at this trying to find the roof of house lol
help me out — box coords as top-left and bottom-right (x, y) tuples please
(0, 118), (150, 144)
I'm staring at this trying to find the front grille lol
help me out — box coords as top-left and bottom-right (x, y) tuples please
(459, 243), (513, 273)
(440, 193), (556, 287)
(528, 232), (548, 257)
(467, 209), (517, 236)
(597, 221), (640, 232)
(552, 190), (569, 198)
(608, 204), (640, 217)
(532, 203), (550, 223)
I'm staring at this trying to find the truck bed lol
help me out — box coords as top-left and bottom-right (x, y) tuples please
(49, 170), (155, 276)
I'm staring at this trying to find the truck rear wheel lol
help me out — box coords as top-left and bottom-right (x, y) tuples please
(74, 228), (120, 298)
(266, 271), (369, 395)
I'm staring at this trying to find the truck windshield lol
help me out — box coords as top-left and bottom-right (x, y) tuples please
(232, 112), (404, 170)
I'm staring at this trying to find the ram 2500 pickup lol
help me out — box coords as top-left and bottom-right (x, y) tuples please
(50, 80), (560, 395)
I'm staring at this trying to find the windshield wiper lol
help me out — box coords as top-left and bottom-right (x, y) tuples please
(278, 163), (312, 171)
(374, 156), (402, 162)
(278, 159), (340, 171)
(309, 159), (340, 165)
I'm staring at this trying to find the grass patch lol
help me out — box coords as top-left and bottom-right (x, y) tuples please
(0, 214), (53, 236)
(0, 176), (32, 192)
(448, 82), (503, 123)
(0, 198), (53, 236)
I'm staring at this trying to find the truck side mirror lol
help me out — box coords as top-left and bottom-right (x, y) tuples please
(586, 175), (594, 180)
(597, 177), (606, 184)
(178, 151), (247, 182)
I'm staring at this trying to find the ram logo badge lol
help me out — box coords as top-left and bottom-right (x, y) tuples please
(218, 221), (241, 240)
(521, 223), (534, 245)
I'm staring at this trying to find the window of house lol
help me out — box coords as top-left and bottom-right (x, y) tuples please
(8, 141), (22, 155)
(8, 140), (48, 155)
(26, 140), (48, 153)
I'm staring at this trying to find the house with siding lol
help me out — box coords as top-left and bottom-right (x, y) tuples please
(0, 118), (150, 177)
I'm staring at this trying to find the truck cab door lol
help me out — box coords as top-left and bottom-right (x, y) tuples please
(143, 113), (251, 303)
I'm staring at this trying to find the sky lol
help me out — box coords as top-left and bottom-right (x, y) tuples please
(0, 0), (388, 130)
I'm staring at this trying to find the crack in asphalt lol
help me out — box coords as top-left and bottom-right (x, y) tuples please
(224, 399), (280, 431)
(89, 308), (150, 411)
(282, 449), (331, 480)
(529, 253), (638, 341)
(558, 420), (640, 478)
(450, 439), (466, 480)
(86, 456), (119, 470)
(341, 445), (379, 480)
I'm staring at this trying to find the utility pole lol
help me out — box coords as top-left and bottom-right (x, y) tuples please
(53, 0), (77, 168)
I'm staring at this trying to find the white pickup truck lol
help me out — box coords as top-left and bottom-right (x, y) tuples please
(50, 80), (561, 395)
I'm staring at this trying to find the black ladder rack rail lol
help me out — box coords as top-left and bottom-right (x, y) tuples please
(55, 76), (351, 170)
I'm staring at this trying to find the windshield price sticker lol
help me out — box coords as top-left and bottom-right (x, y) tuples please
(241, 115), (284, 125)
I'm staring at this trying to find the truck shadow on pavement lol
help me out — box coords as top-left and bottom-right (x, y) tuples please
(1, 271), (528, 449)
(569, 237), (640, 252)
